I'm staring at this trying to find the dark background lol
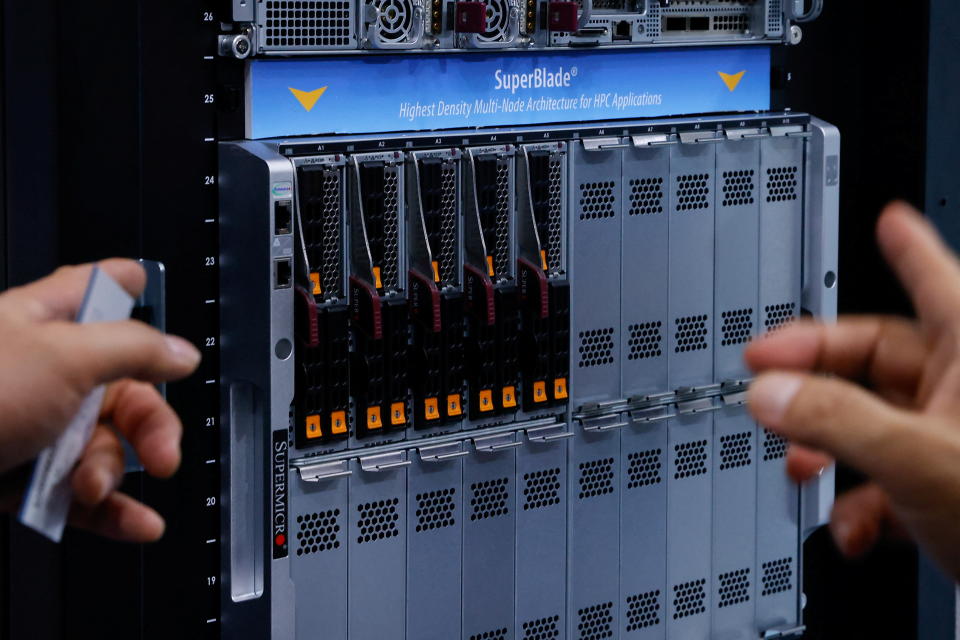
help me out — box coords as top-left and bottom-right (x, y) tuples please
(2, 0), (957, 637)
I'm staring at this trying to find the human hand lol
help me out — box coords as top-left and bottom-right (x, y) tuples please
(0, 260), (200, 542)
(746, 201), (960, 580)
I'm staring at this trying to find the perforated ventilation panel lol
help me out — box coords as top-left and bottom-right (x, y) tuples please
(674, 315), (708, 353)
(579, 458), (615, 499)
(261, 0), (356, 49)
(414, 488), (456, 532)
(672, 579), (707, 620)
(493, 160), (512, 278)
(761, 557), (794, 596)
(712, 13), (749, 31)
(470, 478), (510, 521)
(577, 602), (614, 640)
(545, 157), (564, 270)
(474, 156), (512, 279)
(719, 431), (753, 470)
(766, 0), (784, 36)
(721, 169), (755, 207)
(579, 181), (617, 220)
(674, 440), (708, 479)
(765, 166), (799, 202)
(764, 302), (796, 331)
(380, 168), (401, 290)
(626, 590), (662, 631)
(721, 308), (753, 346)
(296, 509), (341, 556)
(298, 165), (343, 300)
(420, 159), (459, 285)
(523, 468), (561, 510)
(627, 449), (662, 489)
(627, 322), (663, 360)
(470, 628), (508, 640)
(356, 498), (400, 544)
(718, 568), (751, 608)
(578, 328), (615, 368)
(522, 615), (561, 640)
(675, 173), (710, 212)
(762, 429), (787, 461)
(628, 177), (665, 216)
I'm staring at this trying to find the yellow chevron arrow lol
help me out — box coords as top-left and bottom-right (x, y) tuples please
(718, 70), (746, 92)
(289, 86), (328, 112)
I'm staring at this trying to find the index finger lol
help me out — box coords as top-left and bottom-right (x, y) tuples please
(876, 202), (960, 332)
(0, 259), (146, 322)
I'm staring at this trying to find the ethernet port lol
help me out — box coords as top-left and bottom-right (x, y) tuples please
(274, 258), (293, 289)
(614, 20), (631, 40)
(274, 200), (293, 235)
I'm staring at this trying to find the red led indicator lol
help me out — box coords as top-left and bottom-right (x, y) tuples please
(275, 534), (286, 546)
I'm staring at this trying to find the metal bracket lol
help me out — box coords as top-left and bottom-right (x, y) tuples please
(763, 625), (807, 639)
(725, 127), (770, 140)
(770, 124), (806, 137)
(579, 413), (628, 433)
(720, 379), (750, 406)
(629, 404), (675, 424)
(582, 137), (627, 151)
(631, 133), (675, 147)
(298, 460), (352, 482)
(679, 130), (724, 145)
(359, 450), (411, 472)
(418, 442), (469, 463)
(473, 432), (521, 453)
(525, 423), (573, 443)
(675, 384), (722, 415)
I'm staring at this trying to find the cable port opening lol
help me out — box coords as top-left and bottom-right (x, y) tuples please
(274, 258), (293, 289)
(274, 200), (293, 235)
(613, 20), (631, 40)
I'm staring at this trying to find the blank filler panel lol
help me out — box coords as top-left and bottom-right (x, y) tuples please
(463, 447), (517, 640)
(711, 138), (761, 637)
(290, 473), (349, 640)
(348, 462), (407, 639)
(407, 454), (463, 639)
(755, 135), (805, 632)
(619, 141), (670, 640)
(666, 141), (716, 640)
(515, 438), (568, 640)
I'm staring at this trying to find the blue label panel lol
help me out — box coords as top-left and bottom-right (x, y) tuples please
(248, 47), (771, 139)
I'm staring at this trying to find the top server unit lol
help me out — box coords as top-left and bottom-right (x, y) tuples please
(219, 0), (815, 56)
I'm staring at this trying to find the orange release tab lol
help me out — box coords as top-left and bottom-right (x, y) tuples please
(479, 389), (494, 412)
(306, 414), (323, 439)
(390, 402), (406, 426)
(425, 397), (440, 420)
(367, 406), (383, 430)
(533, 381), (548, 403)
(502, 386), (517, 409)
(330, 411), (348, 435)
(446, 394), (462, 417)
(310, 272), (322, 296)
(554, 378), (568, 400)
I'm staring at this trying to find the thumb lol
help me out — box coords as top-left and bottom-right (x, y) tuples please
(748, 371), (920, 487)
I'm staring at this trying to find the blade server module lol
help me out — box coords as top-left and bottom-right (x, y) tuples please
(216, 0), (835, 637)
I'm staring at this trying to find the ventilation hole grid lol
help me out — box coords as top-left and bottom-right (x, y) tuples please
(762, 429), (787, 461)
(764, 302), (796, 331)
(767, 0), (783, 33)
(579, 458), (615, 499)
(578, 328), (615, 368)
(380, 170), (401, 290)
(476, 0), (510, 42)
(320, 170), (342, 296)
(546, 158), (564, 267)
(264, 0), (353, 48)
(674, 315), (708, 353)
(721, 308), (753, 346)
(674, 440), (708, 480)
(766, 166), (799, 202)
(577, 602), (614, 640)
(470, 628), (508, 640)
(675, 173), (710, 212)
(522, 614), (560, 640)
(523, 468), (561, 510)
(761, 557), (794, 596)
(494, 160), (511, 277)
(626, 589), (661, 631)
(718, 568), (751, 608)
(296, 509), (341, 556)
(627, 322), (663, 360)
(415, 488), (456, 533)
(672, 579), (707, 620)
(627, 449), (662, 489)
(356, 498), (400, 544)
(436, 164), (458, 283)
(721, 170), (755, 207)
(579, 181), (617, 220)
(719, 432), (753, 471)
(628, 177), (664, 216)
(470, 477), (510, 521)
(372, 0), (417, 43)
